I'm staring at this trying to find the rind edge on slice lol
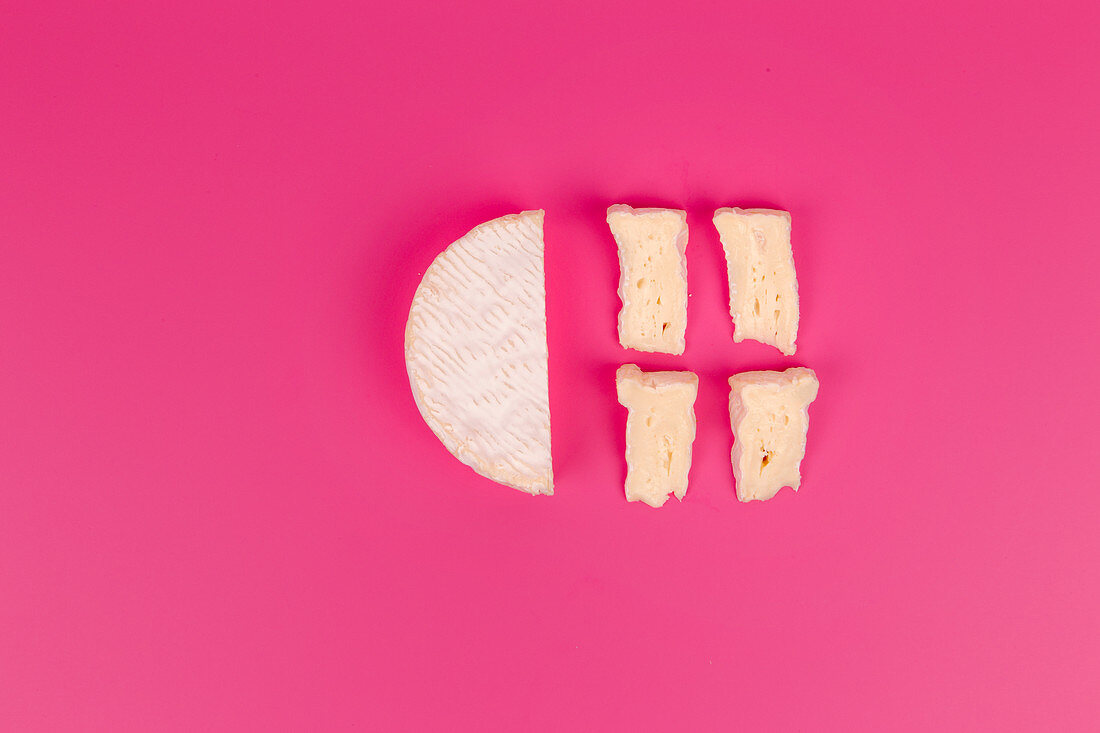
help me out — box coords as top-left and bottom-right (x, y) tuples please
(404, 210), (553, 495)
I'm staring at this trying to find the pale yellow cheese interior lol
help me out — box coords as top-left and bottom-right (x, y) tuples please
(616, 364), (698, 508)
(607, 205), (688, 355)
(713, 207), (799, 355)
(728, 367), (818, 502)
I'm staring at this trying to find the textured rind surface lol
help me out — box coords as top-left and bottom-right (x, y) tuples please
(608, 205), (689, 355)
(713, 207), (799, 355)
(728, 367), (818, 502)
(404, 210), (553, 495)
(616, 364), (699, 508)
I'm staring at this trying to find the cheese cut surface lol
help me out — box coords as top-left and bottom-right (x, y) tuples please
(607, 205), (689, 355)
(615, 364), (699, 508)
(713, 207), (799, 355)
(404, 210), (552, 495)
(728, 367), (819, 502)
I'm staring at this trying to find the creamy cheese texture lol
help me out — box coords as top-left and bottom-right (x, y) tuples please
(728, 367), (819, 502)
(607, 205), (689, 355)
(404, 210), (553, 495)
(713, 207), (799, 355)
(615, 364), (699, 508)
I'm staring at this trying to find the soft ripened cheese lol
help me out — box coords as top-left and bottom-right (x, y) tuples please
(404, 210), (553, 495)
(728, 367), (819, 502)
(607, 205), (689, 355)
(713, 207), (799, 355)
(615, 364), (699, 508)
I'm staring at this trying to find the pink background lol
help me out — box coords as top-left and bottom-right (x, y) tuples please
(2, 1), (1098, 730)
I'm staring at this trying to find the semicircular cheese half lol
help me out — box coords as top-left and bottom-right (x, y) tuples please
(404, 210), (553, 495)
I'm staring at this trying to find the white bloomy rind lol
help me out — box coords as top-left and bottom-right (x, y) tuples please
(728, 367), (819, 502)
(713, 207), (799, 355)
(616, 364), (699, 508)
(404, 210), (553, 495)
(607, 205), (689, 355)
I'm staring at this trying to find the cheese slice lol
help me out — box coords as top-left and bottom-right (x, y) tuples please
(607, 205), (689, 355)
(728, 367), (819, 502)
(615, 364), (699, 507)
(404, 210), (552, 495)
(713, 207), (799, 355)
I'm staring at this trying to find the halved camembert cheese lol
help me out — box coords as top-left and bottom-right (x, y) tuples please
(404, 210), (552, 495)
(713, 207), (799, 355)
(616, 364), (699, 508)
(728, 367), (819, 502)
(607, 205), (689, 355)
